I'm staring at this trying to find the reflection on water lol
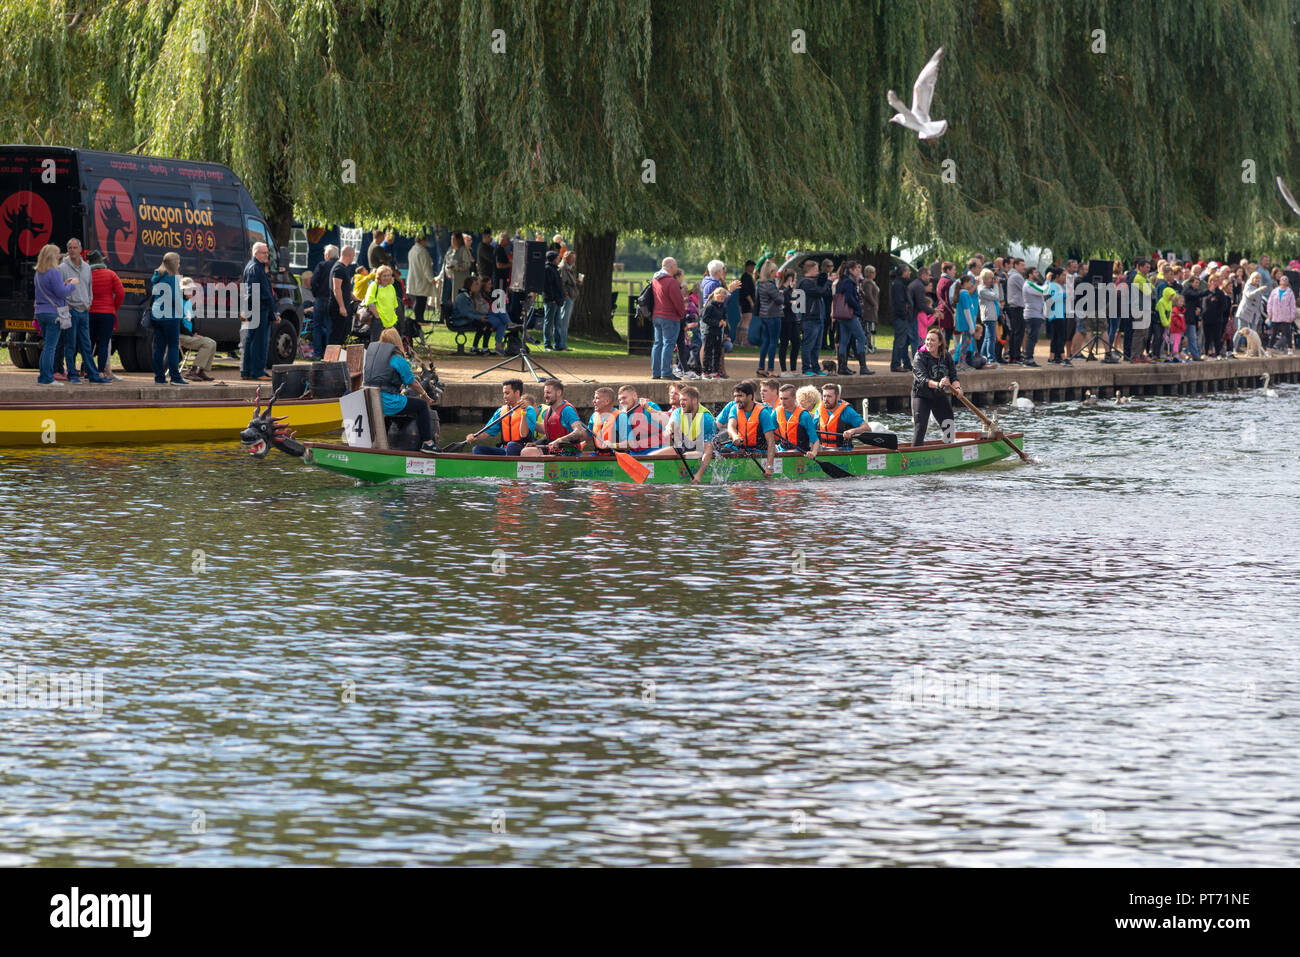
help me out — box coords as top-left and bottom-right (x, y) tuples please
(0, 385), (1298, 865)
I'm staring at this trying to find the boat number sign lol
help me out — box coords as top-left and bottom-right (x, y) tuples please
(339, 391), (372, 448)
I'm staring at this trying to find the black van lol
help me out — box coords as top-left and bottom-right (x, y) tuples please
(0, 146), (303, 372)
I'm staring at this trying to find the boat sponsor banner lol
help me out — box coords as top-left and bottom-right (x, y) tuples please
(962, 444), (978, 461)
(516, 461), (545, 480)
(405, 457), (437, 476)
(867, 454), (886, 470)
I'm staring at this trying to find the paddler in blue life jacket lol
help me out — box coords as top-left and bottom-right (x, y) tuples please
(469, 377), (538, 455)
(539, 377), (588, 455)
(774, 383), (822, 457)
(720, 379), (778, 476)
(611, 384), (664, 455)
(363, 327), (438, 452)
(816, 381), (872, 449)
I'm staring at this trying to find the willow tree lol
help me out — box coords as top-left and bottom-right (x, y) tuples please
(3, 0), (1297, 342)
(817, 0), (1300, 259)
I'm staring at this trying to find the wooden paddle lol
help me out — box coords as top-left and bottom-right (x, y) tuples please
(588, 434), (650, 483)
(720, 440), (771, 479)
(944, 387), (1030, 462)
(672, 441), (696, 482)
(440, 400), (525, 453)
(811, 455), (851, 479)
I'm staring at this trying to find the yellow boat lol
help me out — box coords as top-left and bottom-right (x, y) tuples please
(0, 397), (341, 446)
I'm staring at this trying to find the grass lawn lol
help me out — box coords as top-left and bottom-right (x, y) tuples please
(409, 269), (896, 360)
(0, 269), (896, 370)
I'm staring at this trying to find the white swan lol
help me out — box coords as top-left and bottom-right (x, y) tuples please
(1010, 382), (1035, 410)
(860, 399), (886, 432)
(1262, 372), (1278, 398)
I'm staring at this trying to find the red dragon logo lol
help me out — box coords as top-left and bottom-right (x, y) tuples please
(0, 191), (52, 260)
(92, 178), (136, 267)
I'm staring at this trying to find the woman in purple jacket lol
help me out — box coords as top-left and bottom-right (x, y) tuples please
(33, 244), (82, 386)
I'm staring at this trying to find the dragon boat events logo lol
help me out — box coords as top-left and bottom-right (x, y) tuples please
(92, 178), (137, 267)
(0, 190), (52, 260)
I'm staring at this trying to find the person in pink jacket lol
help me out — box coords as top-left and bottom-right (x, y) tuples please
(1266, 275), (1295, 353)
(649, 256), (686, 380)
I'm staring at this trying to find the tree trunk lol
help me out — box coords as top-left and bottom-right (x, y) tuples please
(571, 229), (621, 341)
(267, 151), (295, 248)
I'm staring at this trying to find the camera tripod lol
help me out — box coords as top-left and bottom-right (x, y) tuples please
(471, 293), (560, 381)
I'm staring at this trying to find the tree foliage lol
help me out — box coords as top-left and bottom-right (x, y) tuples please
(2, 0), (1298, 337)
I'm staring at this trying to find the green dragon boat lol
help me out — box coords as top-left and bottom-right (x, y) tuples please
(295, 430), (1024, 484)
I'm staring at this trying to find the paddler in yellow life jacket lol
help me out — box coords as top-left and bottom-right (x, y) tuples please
(468, 378), (538, 455)
(816, 382), (872, 450)
(646, 384), (718, 482)
(774, 383), (822, 457)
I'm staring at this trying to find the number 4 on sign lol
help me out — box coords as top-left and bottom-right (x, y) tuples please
(338, 390), (373, 448)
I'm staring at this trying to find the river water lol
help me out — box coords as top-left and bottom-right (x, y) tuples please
(1, 384), (1297, 866)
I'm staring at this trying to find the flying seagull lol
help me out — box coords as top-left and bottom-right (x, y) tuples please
(1277, 176), (1300, 217)
(888, 47), (948, 140)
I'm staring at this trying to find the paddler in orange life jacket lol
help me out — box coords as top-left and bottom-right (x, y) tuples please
(469, 378), (538, 455)
(816, 381), (872, 449)
(721, 379), (778, 476)
(759, 377), (780, 412)
(774, 383), (822, 457)
(585, 386), (620, 453)
(538, 377), (588, 455)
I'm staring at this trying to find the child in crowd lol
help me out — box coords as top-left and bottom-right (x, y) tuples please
(1166, 294), (1186, 362)
(681, 282), (702, 376)
(700, 287), (728, 378)
(955, 275), (978, 365)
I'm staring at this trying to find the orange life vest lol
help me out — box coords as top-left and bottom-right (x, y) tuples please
(733, 403), (763, 447)
(591, 410), (616, 447)
(498, 404), (529, 443)
(775, 404), (807, 448)
(819, 400), (848, 446)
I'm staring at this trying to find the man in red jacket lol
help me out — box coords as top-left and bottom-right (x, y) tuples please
(86, 250), (125, 380)
(650, 256), (686, 380)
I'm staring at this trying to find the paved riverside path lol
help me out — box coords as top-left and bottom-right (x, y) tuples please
(2, 352), (1297, 419)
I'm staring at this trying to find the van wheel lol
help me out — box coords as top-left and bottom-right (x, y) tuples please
(116, 334), (153, 373)
(269, 317), (297, 365)
(114, 337), (139, 372)
(8, 331), (35, 369)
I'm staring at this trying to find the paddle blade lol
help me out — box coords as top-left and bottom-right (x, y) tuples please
(614, 450), (651, 484)
(815, 458), (852, 479)
(855, 432), (899, 450)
